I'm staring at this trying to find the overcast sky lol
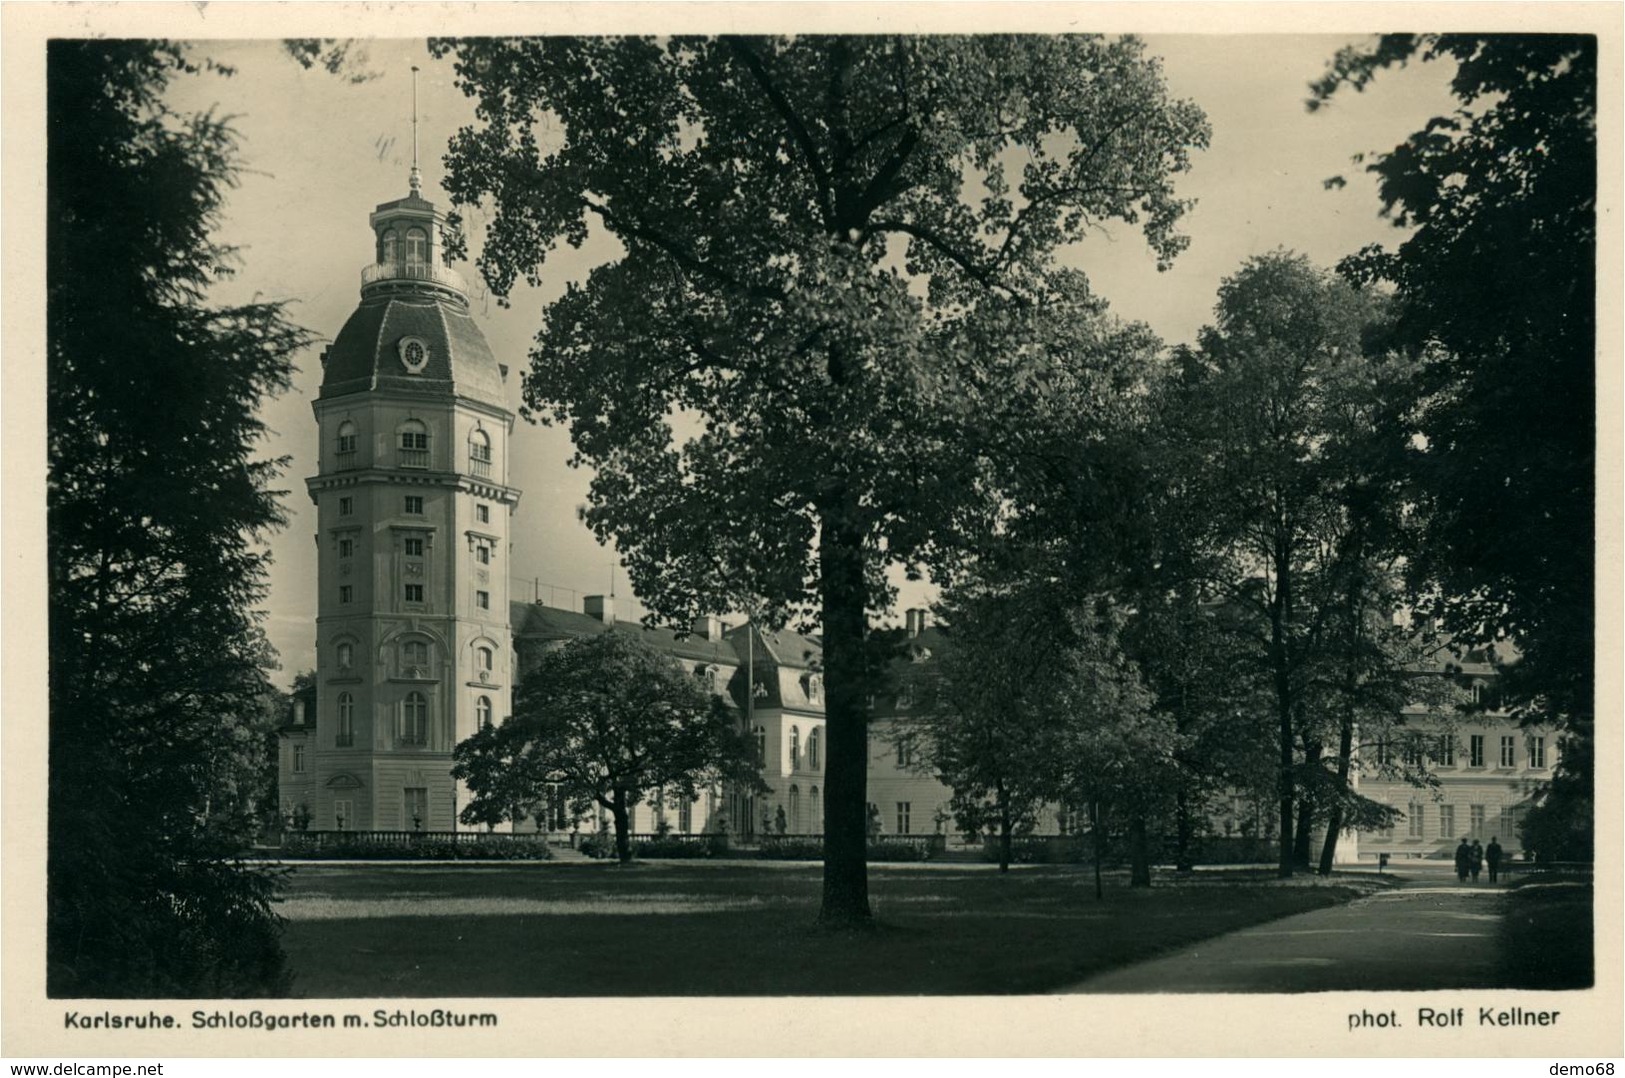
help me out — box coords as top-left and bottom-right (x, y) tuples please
(164, 35), (1459, 686)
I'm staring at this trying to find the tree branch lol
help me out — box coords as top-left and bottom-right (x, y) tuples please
(724, 36), (836, 230)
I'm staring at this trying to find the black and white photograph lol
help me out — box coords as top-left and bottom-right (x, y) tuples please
(4, 1), (1619, 1062)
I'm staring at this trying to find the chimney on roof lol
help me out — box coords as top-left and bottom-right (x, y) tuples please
(692, 614), (722, 641)
(905, 608), (928, 637)
(583, 594), (615, 624)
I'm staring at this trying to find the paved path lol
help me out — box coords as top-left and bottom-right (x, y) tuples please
(1070, 864), (1510, 993)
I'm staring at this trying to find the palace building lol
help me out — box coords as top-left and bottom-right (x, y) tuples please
(276, 172), (1553, 858)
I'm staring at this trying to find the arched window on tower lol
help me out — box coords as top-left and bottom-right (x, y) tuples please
(401, 639), (429, 677)
(405, 228), (428, 274)
(398, 419), (429, 468)
(468, 429), (492, 477)
(335, 421), (358, 468)
(379, 230), (397, 266)
(476, 696), (493, 729)
(336, 692), (355, 747)
(336, 641), (354, 671)
(476, 646), (494, 676)
(401, 692), (428, 745)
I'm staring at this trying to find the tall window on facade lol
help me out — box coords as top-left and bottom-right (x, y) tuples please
(405, 228), (428, 272)
(1499, 736), (1517, 768)
(678, 795), (693, 834)
(1407, 804), (1424, 838)
(338, 537), (354, 559)
(335, 421), (358, 466)
(1528, 736), (1546, 769)
(476, 504), (490, 524)
(788, 785), (800, 832)
(468, 429), (492, 477)
(404, 584), (424, 603)
(401, 692), (428, 746)
(475, 545), (490, 565)
(1439, 804), (1455, 838)
(401, 640), (429, 673)
(398, 420), (430, 468)
(1374, 738), (1391, 766)
(789, 727), (800, 770)
(1435, 735), (1456, 767)
(334, 798), (352, 831)
(1469, 735), (1485, 768)
(336, 641), (353, 670)
(477, 646), (494, 673)
(476, 590), (490, 610)
(339, 495), (354, 516)
(896, 801), (911, 835)
(753, 726), (766, 767)
(404, 536), (424, 556)
(476, 696), (493, 729)
(339, 585), (353, 604)
(896, 737), (914, 769)
(292, 744), (305, 773)
(404, 495), (424, 515)
(809, 786), (820, 834)
(1469, 804), (1486, 838)
(336, 692), (355, 747)
(808, 727), (820, 770)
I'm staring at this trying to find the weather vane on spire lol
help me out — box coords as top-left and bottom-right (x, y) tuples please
(409, 64), (422, 195)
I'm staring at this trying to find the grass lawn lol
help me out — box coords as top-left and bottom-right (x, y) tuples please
(277, 861), (1384, 997)
(1497, 878), (1594, 989)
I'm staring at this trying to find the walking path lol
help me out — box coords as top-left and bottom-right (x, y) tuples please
(1069, 862), (1510, 993)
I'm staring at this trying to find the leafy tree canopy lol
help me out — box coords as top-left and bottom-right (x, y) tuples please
(453, 632), (761, 862)
(48, 40), (308, 996)
(430, 32), (1210, 921)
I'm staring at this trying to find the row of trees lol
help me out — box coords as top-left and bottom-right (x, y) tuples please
(430, 33), (1596, 917)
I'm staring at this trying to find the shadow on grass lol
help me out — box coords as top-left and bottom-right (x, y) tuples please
(279, 863), (1371, 997)
(1498, 879), (1593, 989)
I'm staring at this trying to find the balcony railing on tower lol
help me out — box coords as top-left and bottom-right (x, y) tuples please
(361, 260), (468, 295)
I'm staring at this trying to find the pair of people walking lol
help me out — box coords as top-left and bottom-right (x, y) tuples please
(1453, 836), (1504, 883)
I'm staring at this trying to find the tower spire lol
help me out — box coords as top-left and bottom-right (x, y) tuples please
(409, 65), (422, 196)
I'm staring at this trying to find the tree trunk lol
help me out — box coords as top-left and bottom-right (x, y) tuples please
(610, 792), (632, 865)
(1128, 812), (1151, 888)
(1174, 784), (1196, 873)
(817, 495), (872, 925)
(1320, 662), (1360, 876)
(998, 794), (1012, 875)
(1292, 741), (1319, 868)
(1272, 545), (1296, 879)
(1091, 801), (1105, 901)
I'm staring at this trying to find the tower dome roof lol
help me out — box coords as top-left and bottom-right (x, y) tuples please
(318, 181), (508, 410)
(319, 291), (507, 409)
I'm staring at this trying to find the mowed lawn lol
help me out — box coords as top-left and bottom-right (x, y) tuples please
(277, 861), (1385, 997)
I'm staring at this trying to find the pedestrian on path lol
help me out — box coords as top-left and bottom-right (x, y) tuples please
(1470, 839), (1484, 882)
(1486, 837), (1503, 883)
(1454, 837), (1472, 883)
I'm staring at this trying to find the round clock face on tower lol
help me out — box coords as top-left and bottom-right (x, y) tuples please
(397, 336), (430, 374)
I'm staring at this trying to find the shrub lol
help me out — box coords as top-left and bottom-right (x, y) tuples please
(756, 839), (825, 860)
(867, 841), (931, 863)
(632, 838), (714, 859)
(576, 834), (617, 859)
(274, 835), (552, 861)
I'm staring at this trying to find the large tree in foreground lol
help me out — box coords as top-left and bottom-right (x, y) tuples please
(453, 632), (761, 863)
(431, 34), (1209, 923)
(1310, 35), (1596, 856)
(48, 41), (308, 995)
